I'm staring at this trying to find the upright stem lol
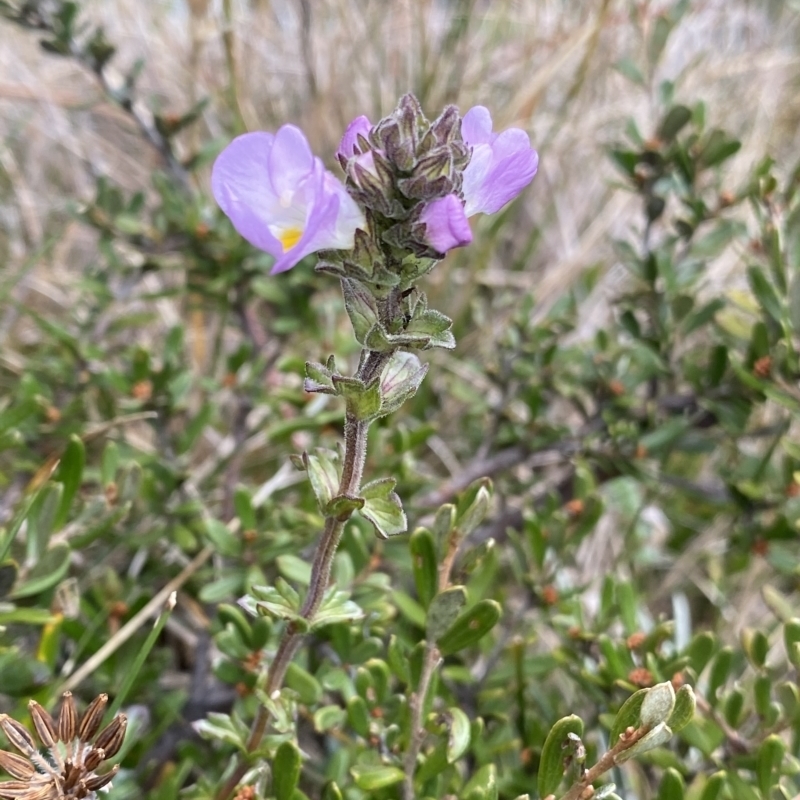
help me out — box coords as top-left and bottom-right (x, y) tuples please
(214, 347), (389, 800)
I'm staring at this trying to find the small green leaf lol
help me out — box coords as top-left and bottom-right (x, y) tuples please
(285, 662), (322, 705)
(616, 722), (673, 762)
(708, 647), (734, 705)
(312, 588), (364, 630)
(446, 706), (471, 763)
(456, 479), (492, 537)
(757, 735), (785, 799)
(699, 771), (727, 800)
(303, 449), (341, 513)
(427, 586), (468, 642)
(686, 631), (716, 676)
(313, 705), (346, 732)
(657, 767), (685, 800)
(748, 265), (783, 324)
(665, 685), (695, 733)
(347, 696), (371, 737)
(359, 478), (407, 538)
(742, 628), (769, 668)
(350, 764), (404, 791)
(304, 359), (337, 395)
(410, 527), (437, 609)
(658, 105), (692, 141)
(538, 715), (584, 798)
(782, 617), (800, 662)
(233, 487), (257, 532)
(436, 599), (501, 655)
(203, 518), (240, 557)
(53, 435), (85, 530)
(610, 689), (648, 744)
(641, 682), (676, 727)
(12, 544), (71, 599)
(378, 351), (429, 416)
(342, 279), (381, 345)
(464, 764), (498, 800)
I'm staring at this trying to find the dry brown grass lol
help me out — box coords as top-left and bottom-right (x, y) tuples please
(1, 0), (797, 315)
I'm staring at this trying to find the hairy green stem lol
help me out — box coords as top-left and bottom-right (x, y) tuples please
(215, 348), (389, 800)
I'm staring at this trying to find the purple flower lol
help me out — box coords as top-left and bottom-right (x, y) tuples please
(461, 106), (538, 217)
(420, 194), (473, 253)
(337, 115), (372, 160)
(212, 125), (365, 274)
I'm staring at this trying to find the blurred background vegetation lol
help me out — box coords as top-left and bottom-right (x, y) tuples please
(2, 1), (800, 799)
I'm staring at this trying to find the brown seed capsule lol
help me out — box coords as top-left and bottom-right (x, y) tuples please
(94, 714), (127, 759)
(0, 751), (35, 780)
(27, 701), (57, 749)
(0, 716), (36, 755)
(58, 692), (78, 743)
(78, 694), (108, 743)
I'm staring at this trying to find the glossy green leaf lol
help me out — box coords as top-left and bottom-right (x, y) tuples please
(446, 706), (471, 763)
(610, 688), (648, 744)
(53, 435), (85, 530)
(667, 685), (696, 733)
(427, 586), (467, 642)
(436, 599), (501, 655)
(538, 715), (584, 798)
(273, 741), (301, 800)
(350, 764), (404, 791)
(409, 527), (437, 609)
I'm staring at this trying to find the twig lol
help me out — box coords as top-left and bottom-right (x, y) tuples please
(57, 545), (214, 693)
(556, 725), (652, 800)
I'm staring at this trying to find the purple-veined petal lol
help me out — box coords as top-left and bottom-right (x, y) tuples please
(420, 194), (472, 253)
(338, 115), (372, 160)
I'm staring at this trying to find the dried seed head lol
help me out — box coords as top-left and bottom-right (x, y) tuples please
(58, 692), (77, 743)
(27, 701), (57, 749)
(77, 695), (108, 743)
(0, 694), (128, 800)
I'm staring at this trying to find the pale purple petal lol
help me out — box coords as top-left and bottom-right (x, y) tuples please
(338, 115), (372, 160)
(461, 106), (494, 146)
(212, 125), (365, 274)
(461, 106), (538, 217)
(211, 131), (284, 257)
(420, 194), (472, 253)
(269, 125), (315, 197)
